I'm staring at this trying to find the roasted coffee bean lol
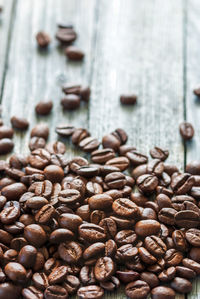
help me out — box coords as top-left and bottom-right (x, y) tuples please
(175, 210), (199, 228)
(116, 270), (139, 284)
(140, 271), (159, 288)
(32, 272), (49, 291)
(59, 213), (82, 232)
(115, 230), (137, 246)
(65, 46), (84, 60)
(116, 244), (138, 261)
(18, 245), (37, 268)
(99, 218), (117, 238)
(56, 27), (77, 43)
(158, 208), (176, 225)
(77, 285), (104, 299)
(164, 249), (183, 267)
(189, 247), (200, 263)
(79, 137), (100, 153)
(171, 173), (194, 194)
(77, 165), (99, 177)
(91, 149), (115, 164)
(164, 164), (179, 176)
(125, 280), (150, 299)
(58, 241), (82, 264)
(56, 125), (75, 137)
(147, 159), (164, 176)
(102, 134), (120, 152)
(10, 116), (29, 130)
(0, 206), (20, 224)
(2, 182), (27, 200)
(5, 262), (26, 283)
(172, 230), (187, 251)
(100, 276), (120, 291)
(48, 265), (68, 284)
(44, 165), (64, 183)
(158, 266), (176, 282)
(112, 198), (139, 218)
(156, 194), (172, 210)
(176, 266), (196, 279)
(86, 181), (103, 196)
(0, 126), (14, 139)
(144, 235), (167, 257)
(126, 150), (148, 166)
(9, 154), (27, 169)
(24, 224), (47, 247)
(0, 138), (14, 154)
(151, 286), (175, 299)
(120, 94), (137, 105)
(49, 228), (74, 244)
(171, 277), (192, 294)
(111, 128), (128, 145)
(63, 275), (80, 295)
(137, 174), (158, 194)
(29, 136), (46, 151)
(36, 31), (50, 48)
(138, 247), (157, 265)
(94, 257), (115, 282)
(61, 94), (80, 110)
(135, 220), (160, 237)
(79, 223), (106, 243)
(46, 141), (66, 155)
(179, 122), (194, 140)
(106, 157), (129, 171)
(88, 194), (113, 211)
(83, 243), (105, 260)
(44, 285), (68, 299)
(29, 180), (52, 198)
(0, 283), (21, 299)
(35, 204), (56, 224)
(31, 123), (49, 140)
(182, 258), (200, 274)
(186, 228), (200, 246)
(35, 100), (53, 115)
(105, 172), (126, 189)
(79, 265), (96, 285)
(186, 160), (200, 175)
(105, 239), (117, 257)
(58, 189), (81, 205)
(150, 147), (169, 161)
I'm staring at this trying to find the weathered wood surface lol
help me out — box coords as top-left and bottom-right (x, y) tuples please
(186, 0), (200, 298)
(0, 0), (198, 298)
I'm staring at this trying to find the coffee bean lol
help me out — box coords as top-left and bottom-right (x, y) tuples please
(56, 125), (75, 137)
(182, 258), (200, 274)
(102, 134), (120, 152)
(48, 265), (68, 284)
(158, 207), (176, 225)
(2, 182), (27, 200)
(138, 247), (157, 265)
(32, 272), (49, 291)
(88, 194), (113, 210)
(135, 220), (161, 237)
(79, 223), (106, 243)
(18, 245), (37, 268)
(150, 147), (169, 161)
(61, 94), (80, 110)
(125, 280), (150, 299)
(100, 276), (120, 291)
(77, 285), (104, 299)
(94, 257), (115, 282)
(164, 249), (183, 267)
(36, 31), (50, 48)
(72, 128), (90, 145)
(0, 138), (14, 154)
(35, 100), (53, 115)
(116, 270), (139, 283)
(35, 204), (56, 224)
(179, 122), (194, 140)
(44, 285), (68, 299)
(5, 262), (27, 283)
(186, 160), (200, 175)
(115, 230), (137, 246)
(151, 286), (175, 299)
(144, 235), (167, 257)
(0, 126), (14, 139)
(29, 136), (46, 151)
(24, 224), (47, 247)
(112, 198), (139, 218)
(175, 210), (199, 228)
(63, 275), (80, 295)
(83, 243), (105, 260)
(58, 241), (82, 263)
(79, 265), (96, 285)
(0, 283), (21, 299)
(31, 123), (49, 140)
(158, 267), (176, 282)
(176, 266), (196, 279)
(137, 174), (158, 194)
(106, 157), (129, 171)
(171, 277), (192, 294)
(10, 116), (29, 130)
(65, 46), (84, 60)
(44, 165), (64, 183)
(189, 247), (200, 263)
(79, 137), (100, 152)
(140, 272), (159, 288)
(56, 27), (77, 43)
(120, 94), (137, 105)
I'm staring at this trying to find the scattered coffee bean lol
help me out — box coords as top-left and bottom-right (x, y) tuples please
(36, 31), (51, 48)
(120, 94), (137, 105)
(56, 26), (77, 43)
(31, 123), (49, 140)
(61, 94), (80, 110)
(0, 138), (14, 154)
(65, 46), (84, 61)
(35, 100), (53, 115)
(10, 116), (29, 130)
(179, 122), (194, 140)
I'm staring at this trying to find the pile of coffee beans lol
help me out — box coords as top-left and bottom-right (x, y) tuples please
(0, 123), (199, 299)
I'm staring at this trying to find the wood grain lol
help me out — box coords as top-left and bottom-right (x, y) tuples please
(186, 0), (200, 298)
(0, 0), (14, 98)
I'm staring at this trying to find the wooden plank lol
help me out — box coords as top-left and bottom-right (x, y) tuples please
(186, 0), (200, 298)
(89, 1), (185, 298)
(1, 0), (97, 158)
(0, 0), (14, 98)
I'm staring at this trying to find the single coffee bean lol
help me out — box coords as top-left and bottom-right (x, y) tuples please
(32, 272), (49, 291)
(176, 266), (196, 279)
(186, 228), (200, 246)
(151, 286), (175, 299)
(63, 275), (80, 295)
(77, 285), (104, 299)
(36, 31), (51, 48)
(2, 182), (27, 200)
(179, 122), (194, 140)
(31, 123), (49, 140)
(35, 204), (56, 224)
(132, 164), (147, 180)
(79, 223), (106, 243)
(171, 277), (192, 294)
(111, 128), (128, 145)
(158, 266), (176, 282)
(106, 157), (129, 171)
(35, 100), (53, 115)
(99, 218), (117, 239)
(10, 116), (29, 130)
(88, 194), (113, 210)
(48, 265), (68, 284)
(120, 94), (137, 105)
(56, 125), (75, 137)
(29, 136), (46, 151)
(65, 46), (84, 61)
(189, 247), (200, 263)
(94, 257), (115, 282)
(83, 243), (105, 260)
(79, 265), (96, 285)
(171, 173), (194, 194)
(182, 258), (200, 275)
(105, 172), (126, 189)
(116, 244), (138, 262)
(116, 270), (139, 284)
(144, 235), (167, 257)
(150, 147), (169, 161)
(0, 283), (21, 299)
(102, 134), (120, 152)
(112, 198), (139, 218)
(44, 165), (64, 183)
(164, 249), (183, 267)
(0, 126), (14, 139)
(140, 271), (159, 288)
(61, 94), (80, 110)
(58, 241), (82, 263)
(125, 280), (150, 299)
(0, 139), (14, 154)
(186, 160), (200, 175)
(79, 137), (100, 153)
(58, 213), (82, 232)
(137, 174), (158, 194)
(18, 245), (37, 268)
(135, 220), (161, 237)
(175, 210), (199, 228)
(56, 27), (77, 43)
(24, 224), (47, 247)
(100, 276), (120, 291)
(158, 207), (176, 225)
(44, 285), (68, 299)
(115, 229), (137, 246)
(5, 262), (27, 283)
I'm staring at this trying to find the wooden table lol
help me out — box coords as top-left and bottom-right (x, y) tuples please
(0, 0), (200, 298)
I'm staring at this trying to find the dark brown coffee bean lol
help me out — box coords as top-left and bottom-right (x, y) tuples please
(0, 126), (13, 139)
(176, 266), (196, 279)
(58, 189), (81, 205)
(29, 148), (50, 170)
(44, 165), (64, 183)
(147, 159), (164, 176)
(171, 173), (194, 194)
(179, 122), (194, 140)
(77, 285), (104, 299)
(144, 235), (166, 257)
(10, 116), (29, 130)
(158, 207), (176, 225)
(172, 230), (187, 251)
(164, 249), (183, 267)
(112, 198), (139, 218)
(9, 154), (27, 169)
(5, 262), (26, 282)
(56, 27), (77, 43)
(158, 266), (176, 282)
(61, 94), (80, 110)
(79, 265), (96, 285)
(58, 241), (82, 263)
(100, 276), (120, 291)
(186, 160), (200, 175)
(111, 128), (128, 145)
(35, 204), (56, 224)
(135, 220), (161, 237)
(58, 213), (82, 232)
(0, 206), (20, 224)
(182, 258), (200, 274)
(140, 272), (159, 288)
(48, 265), (68, 284)
(151, 286), (175, 299)
(150, 147), (169, 161)
(91, 149), (114, 165)
(137, 174), (158, 194)
(116, 270), (139, 284)
(63, 275), (80, 295)
(18, 245), (37, 268)
(55, 125), (75, 137)
(175, 209), (199, 228)
(35, 100), (53, 115)
(99, 218), (117, 239)
(171, 277), (192, 294)
(70, 157), (88, 173)
(164, 164), (179, 176)
(83, 243), (105, 260)
(46, 141), (66, 155)
(189, 247), (200, 263)
(86, 181), (103, 196)
(29, 136), (46, 151)
(29, 180), (52, 198)
(88, 194), (113, 211)
(156, 194), (172, 210)
(49, 228), (74, 244)
(0, 138), (14, 154)
(116, 244), (138, 262)
(120, 94), (137, 105)
(105, 172), (126, 189)
(102, 134), (120, 152)
(106, 157), (129, 172)
(105, 239), (117, 257)
(36, 31), (50, 47)
(32, 272), (49, 291)
(115, 230), (137, 246)
(65, 46), (84, 60)
(138, 247), (157, 265)
(31, 123), (49, 140)
(125, 280), (150, 299)
(185, 228), (200, 246)
(94, 257), (115, 282)
(2, 182), (26, 200)
(126, 151), (148, 167)
(79, 137), (100, 153)
(24, 224), (47, 247)
(77, 165), (99, 178)
(44, 285), (68, 299)
(0, 283), (21, 299)
(79, 223), (106, 243)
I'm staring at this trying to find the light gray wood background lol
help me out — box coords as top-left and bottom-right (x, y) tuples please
(0, 0), (199, 298)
